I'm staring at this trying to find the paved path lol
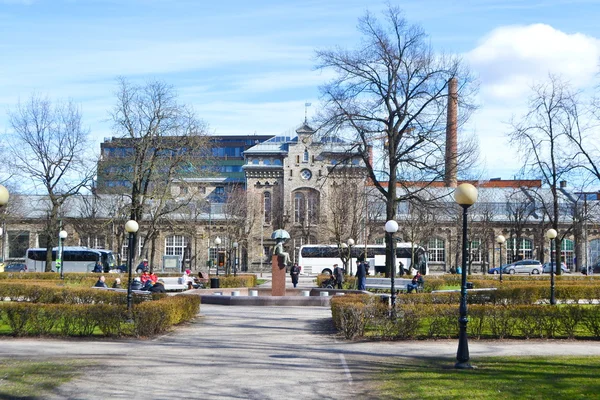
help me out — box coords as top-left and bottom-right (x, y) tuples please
(2, 304), (600, 399)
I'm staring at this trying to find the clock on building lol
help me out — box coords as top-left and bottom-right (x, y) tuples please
(300, 169), (312, 180)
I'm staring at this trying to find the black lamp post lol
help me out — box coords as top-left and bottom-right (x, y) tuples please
(125, 219), (139, 314)
(496, 235), (505, 283)
(385, 220), (399, 315)
(59, 230), (68, 279)
(347, 238), (354, 276)
(546, 228), (558, 305)
(0, 185), (9, 265)
(454, 183), (478, 369)
(214, 236), (221, 276)
(233, 241), (238, 277)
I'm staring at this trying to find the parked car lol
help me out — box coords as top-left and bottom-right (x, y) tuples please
(542, 262), (569, 274)
(503, 260), (543, 275)
(581, 262), (600, 275)
(4, 263), (27, 272)
(488, 264), (510, 275)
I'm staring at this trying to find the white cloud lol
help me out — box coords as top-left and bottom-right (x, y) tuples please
(468, 23), (600, 101)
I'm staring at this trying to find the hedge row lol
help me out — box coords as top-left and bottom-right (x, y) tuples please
(399, 285), (600, 305)
(0, 283), (155, 305)
(217, 274), (257, 288)
(331, 294), (600, 340)
(0, 294), (200, 337)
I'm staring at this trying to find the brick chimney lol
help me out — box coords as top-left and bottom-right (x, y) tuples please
(444, 77), (458, 188)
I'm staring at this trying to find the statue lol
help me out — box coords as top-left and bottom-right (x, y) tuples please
(273, 238), (292, 266)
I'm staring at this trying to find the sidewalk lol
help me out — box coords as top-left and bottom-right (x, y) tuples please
(0, 303), (597, 399)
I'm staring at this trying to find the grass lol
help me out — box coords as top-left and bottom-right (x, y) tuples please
(377, 356), (600, 399)
(0, 359), (87, 398)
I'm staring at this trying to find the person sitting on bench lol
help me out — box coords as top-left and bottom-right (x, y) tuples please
(407, 272), (424, 293)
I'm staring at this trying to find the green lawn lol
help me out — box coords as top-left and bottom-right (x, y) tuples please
(0, 359), (87, 398)
(378, 356), (600, 399)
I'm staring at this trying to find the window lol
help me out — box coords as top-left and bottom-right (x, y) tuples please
(428, 238), (445, 262)
(590, 239), (600, 266)
(79, 235), (106, 249)
(165, 235), (188, 256)
(553, 238), (575, 269)
(215, 187), (225, 195)
(506, 238), (533, 262)
(274, 159), (282, 165)
(303, 150), (309, 162)
(8, 231), (29, 259)
(198, 186), (206, 194)
(296, 155), (300, 163)
(470, 239), (481, 263)
(300, 169), (312, 180)
(264, 192), (272, 224)
(293, 190), (319, 225)
(294, 192), (305, 223)
(264, 159), (271, 165)
(252, 159), (259, 165)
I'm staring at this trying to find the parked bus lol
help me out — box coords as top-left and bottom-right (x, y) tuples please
(297, 243), (428, 276)
(25, 247), (116, 273)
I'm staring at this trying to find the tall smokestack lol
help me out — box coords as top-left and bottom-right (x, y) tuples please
(444, 77), (458, 188)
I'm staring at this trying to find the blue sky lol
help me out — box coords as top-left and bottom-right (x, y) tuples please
(2, 0), (600, 182)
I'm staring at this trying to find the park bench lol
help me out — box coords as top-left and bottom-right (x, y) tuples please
(365, 277), (415, 292)
(92, 287), (151, 295)
(159, 277), (189, 292)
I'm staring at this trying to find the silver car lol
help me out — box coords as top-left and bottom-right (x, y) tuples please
(503, 260), (543, 275)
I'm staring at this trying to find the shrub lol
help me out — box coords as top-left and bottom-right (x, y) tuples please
(217, 274), (257, 288)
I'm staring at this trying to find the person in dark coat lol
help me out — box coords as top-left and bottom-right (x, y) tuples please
(131, 277), (143, 291)
(149, 280), (166, 293)
(333, 264), (344, 289)
(356, 259), (367, 291)
(290, 263), (301, 288)
(112, 278), (121, 289)
(94, 276), (108, 288)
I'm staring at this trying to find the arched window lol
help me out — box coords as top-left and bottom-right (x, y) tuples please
(263, 192), (271, 224)
(303, 150), (309, 162)
(470, 239), (481, 263)
(590, 239), (600, 266)
(294, 192), (305, 223)
(293, 189), (320, 225)
(428, 237), (445, 262)
(553, 238), (574, 269)
(506, 238), (533, 261)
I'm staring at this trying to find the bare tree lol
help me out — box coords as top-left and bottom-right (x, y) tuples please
(7, 95), (93, 271)
(509, 75), (581, 274)
(315, 5), (476, 275)
(107, 78), (209, 267)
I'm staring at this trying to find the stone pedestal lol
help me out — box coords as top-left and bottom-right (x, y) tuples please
(271, 255), (286, 296)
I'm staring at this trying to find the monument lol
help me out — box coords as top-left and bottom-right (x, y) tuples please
(271, 229), (291, 296)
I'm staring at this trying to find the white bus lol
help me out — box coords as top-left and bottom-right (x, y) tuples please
(25, 247), (117, 273)
(297, 243), (429, 276)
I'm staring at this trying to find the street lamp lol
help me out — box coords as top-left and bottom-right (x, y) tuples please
(341, 242), (348, 273)
(496, 235), (505, 283)
(0, 185), (9, 263)
(385, 220), (399, 313)
(214, 236), (222, 276)
(125, 220), (139, 314)
(454, 183), (478, 369)
(347, 238), (355, 276)
(546, 228), (558, 305)
(58, 230), (68, 279)
(233, 241), (238, 277)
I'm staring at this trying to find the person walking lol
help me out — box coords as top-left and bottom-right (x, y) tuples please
(333, 263), (344, 289)
(356, 259), (367, 291)
(290, 263), (301, 288)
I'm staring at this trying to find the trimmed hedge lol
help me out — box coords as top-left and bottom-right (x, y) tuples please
(217, 274), (257, 288)
(331, 294), (600, 340)
(0, 282), (200, 337)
